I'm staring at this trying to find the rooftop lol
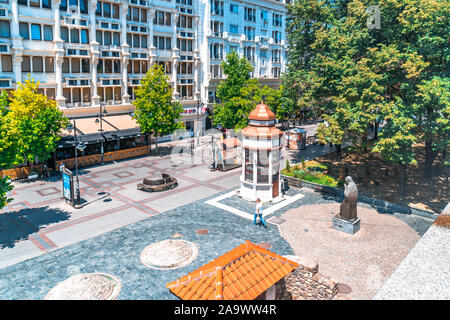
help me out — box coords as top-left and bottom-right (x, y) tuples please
(166, 240), (299, 300)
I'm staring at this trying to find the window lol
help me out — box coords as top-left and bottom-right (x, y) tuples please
(273, 13), (282, 27)
(80, 0), (87, 14)
(21, 56), (31, 72)
(71, 58), (80, 73)
(1, 55), (12, 72)
(60, 0), (67, 11)
(46, 88), (55, 100)
(133, 34), (139, 47)
(112, 4), (119, 19)
(81, 58), (89, 72)
(113, 33), (120, 46)
(19, 22), (29, 39)
(229, 24), (238, 34)
(141, 35), (147, 48)
(43, 25), (52, 41)
(96, 2), (101, 16)
(104, 31), (111, 45)
(0, 20), (11, 38)
(32, 57), (43, 72)
(62, 58), (69, 73)
(80, 29), (88, 43)
(45, 57), (54, 73)
(165, 37), (171, 50)
(29, 0), (40, 7)
(61, 27), (69, 42)
(103, 2), (111, 18)
(31, 24), (41, 40)
(42, 0), (51, 8)
(132, 7), (139, 22)
(244, 8), (256, 22)
(230, 4), (238, 13)
(18, 0), (27, 5)
(70, 29), (79, 43)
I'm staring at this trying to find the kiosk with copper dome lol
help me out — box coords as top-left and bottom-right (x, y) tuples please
(239, 103), (283, 202)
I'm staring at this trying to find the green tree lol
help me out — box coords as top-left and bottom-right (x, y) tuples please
(413, 77), (450, 178)
(285, 0), (449, 194)
(0, 176), (13, 210)
(1, 78), (68, 171)
(133, 64), (184, 153)
(213, 50), (282, 129)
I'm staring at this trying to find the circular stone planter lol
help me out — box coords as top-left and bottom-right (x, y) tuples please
(45, 273), (121, 300)
(140, 239), (198, 270)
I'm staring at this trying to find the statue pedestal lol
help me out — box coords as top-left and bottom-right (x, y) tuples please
(332, 215), (360, 235)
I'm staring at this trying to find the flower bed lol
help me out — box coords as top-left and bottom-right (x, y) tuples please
(282, 160), (340, 188)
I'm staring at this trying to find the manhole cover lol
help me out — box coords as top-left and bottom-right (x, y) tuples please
(338, 283), (352, 294)
(196, 229), (209, 235)
(45, 273), (121, 300)
(257, 242), (271, 250)
(140, 239), (198, 269)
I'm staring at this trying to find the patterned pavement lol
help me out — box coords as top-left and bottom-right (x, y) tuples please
(0, 152), (240, 269)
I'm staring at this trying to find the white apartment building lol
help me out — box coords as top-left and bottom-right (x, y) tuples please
(0, 0), (287, 134)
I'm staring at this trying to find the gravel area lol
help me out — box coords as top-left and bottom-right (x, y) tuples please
(278, 202), (434, 300)
(140, 239), (198, 269)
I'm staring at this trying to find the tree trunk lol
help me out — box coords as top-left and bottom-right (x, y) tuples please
(336, 144), (342, 161)
(399, 163), (406, 198)
(424, 139), (434, 178)
(155, 133), (158, 155)
(374, 122), (379, 140)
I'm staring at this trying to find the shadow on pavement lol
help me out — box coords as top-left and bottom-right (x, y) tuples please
(0, 206), (71, 249)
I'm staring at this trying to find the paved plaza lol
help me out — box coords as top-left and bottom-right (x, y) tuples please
(0, 142), (437, 300)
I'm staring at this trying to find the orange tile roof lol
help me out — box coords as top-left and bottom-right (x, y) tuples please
(248, 103), (276, 121)
(166, 240), (299, 300)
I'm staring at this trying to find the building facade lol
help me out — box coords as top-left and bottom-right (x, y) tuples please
(0, 0), (287, 134)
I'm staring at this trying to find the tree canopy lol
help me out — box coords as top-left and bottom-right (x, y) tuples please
(213, 50), (282, 130)
(133, 64), (184, 143)
(283, 0), (449, 192)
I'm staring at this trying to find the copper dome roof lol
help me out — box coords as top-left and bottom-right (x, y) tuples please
(248, 103), (276, 121)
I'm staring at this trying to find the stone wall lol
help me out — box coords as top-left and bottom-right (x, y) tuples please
(280, 255), (339, 300)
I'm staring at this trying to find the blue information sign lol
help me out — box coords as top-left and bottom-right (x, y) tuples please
(62, 169), (74, 205)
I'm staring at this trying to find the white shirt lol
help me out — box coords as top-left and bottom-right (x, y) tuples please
(256, 202), (263, 214)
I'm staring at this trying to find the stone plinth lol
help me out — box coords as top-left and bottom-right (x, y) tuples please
(332, 216), (360, 235)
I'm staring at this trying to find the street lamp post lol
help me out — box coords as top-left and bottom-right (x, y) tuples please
(67, 120), (86, 206)
(95, 103), (107, 163)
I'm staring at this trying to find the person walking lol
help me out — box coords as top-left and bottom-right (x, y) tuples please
(252, 198), (267, 228)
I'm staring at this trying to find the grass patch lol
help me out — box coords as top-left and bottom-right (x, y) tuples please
(283, 160), (340, 188)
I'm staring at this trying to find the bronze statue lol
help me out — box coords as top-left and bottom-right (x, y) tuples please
(339, 176), (358, 221)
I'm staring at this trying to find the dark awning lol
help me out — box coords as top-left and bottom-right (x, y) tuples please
(57, 133), (105, 148)
(102, 128), (142, 140)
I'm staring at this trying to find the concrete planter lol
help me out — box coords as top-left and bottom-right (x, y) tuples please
(282, 174), (438, 220)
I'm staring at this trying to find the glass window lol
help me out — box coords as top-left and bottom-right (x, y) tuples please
(96, 30), (102, 44)
(61, 27), (69, 42)
(71, 58), (80, 73)
(29, 0), (40, 7)
(31, 24), (41, 40)
(42, 0), (51, 9)
(80, 29), (88, 44)
(21, 56), (31, 72)
(32, 56), (43, 72)
(104, 31), (111, 45)
(114, 87), (121, 101)
(72, 88), (81, 103)
(96, 2), (101, 16)
(112, 4), (119, 19)
(229, 24), (238, 34)
(62, 58), (69, 73)
(141, 9), (147, 23)
(132, 8), (139, 22)
(103, 2), (111, 17)
(0, 21), (10, 38)
(157, 11), (164, 24)
(43, 25), (52, 41)
(60, 0), (67, 11)
(1, 55), (12, 72)
(113, 33), (120, 46)
(141, 35), (147, 48)
(133, 34), (139, 48)
(105, 87), (113, 100)
(46, 88), (55, 100)
(165, 13), (171, 26)
(45, 57), (54, 73)
(83, 88), (90, 102)
(126, 33), (132, 46)
(81, 58), (89, 73)
(158, 37), (164, 49)
(153, 36), (157, 48)
(18, 0), (27, 5)
(63, 88), (71, 102)
(19, 22), (29, 39)
(80, 0), (87, 14)
(113, 60), (120, 73)
(165, 38), (171, 50)
(70, 29), (79, 43)
(104, 60), (112, 73)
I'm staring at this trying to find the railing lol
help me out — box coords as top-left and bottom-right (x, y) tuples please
(55, 146), (151, 170)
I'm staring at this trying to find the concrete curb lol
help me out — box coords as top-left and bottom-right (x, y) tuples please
(282, 175), (438, 220)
